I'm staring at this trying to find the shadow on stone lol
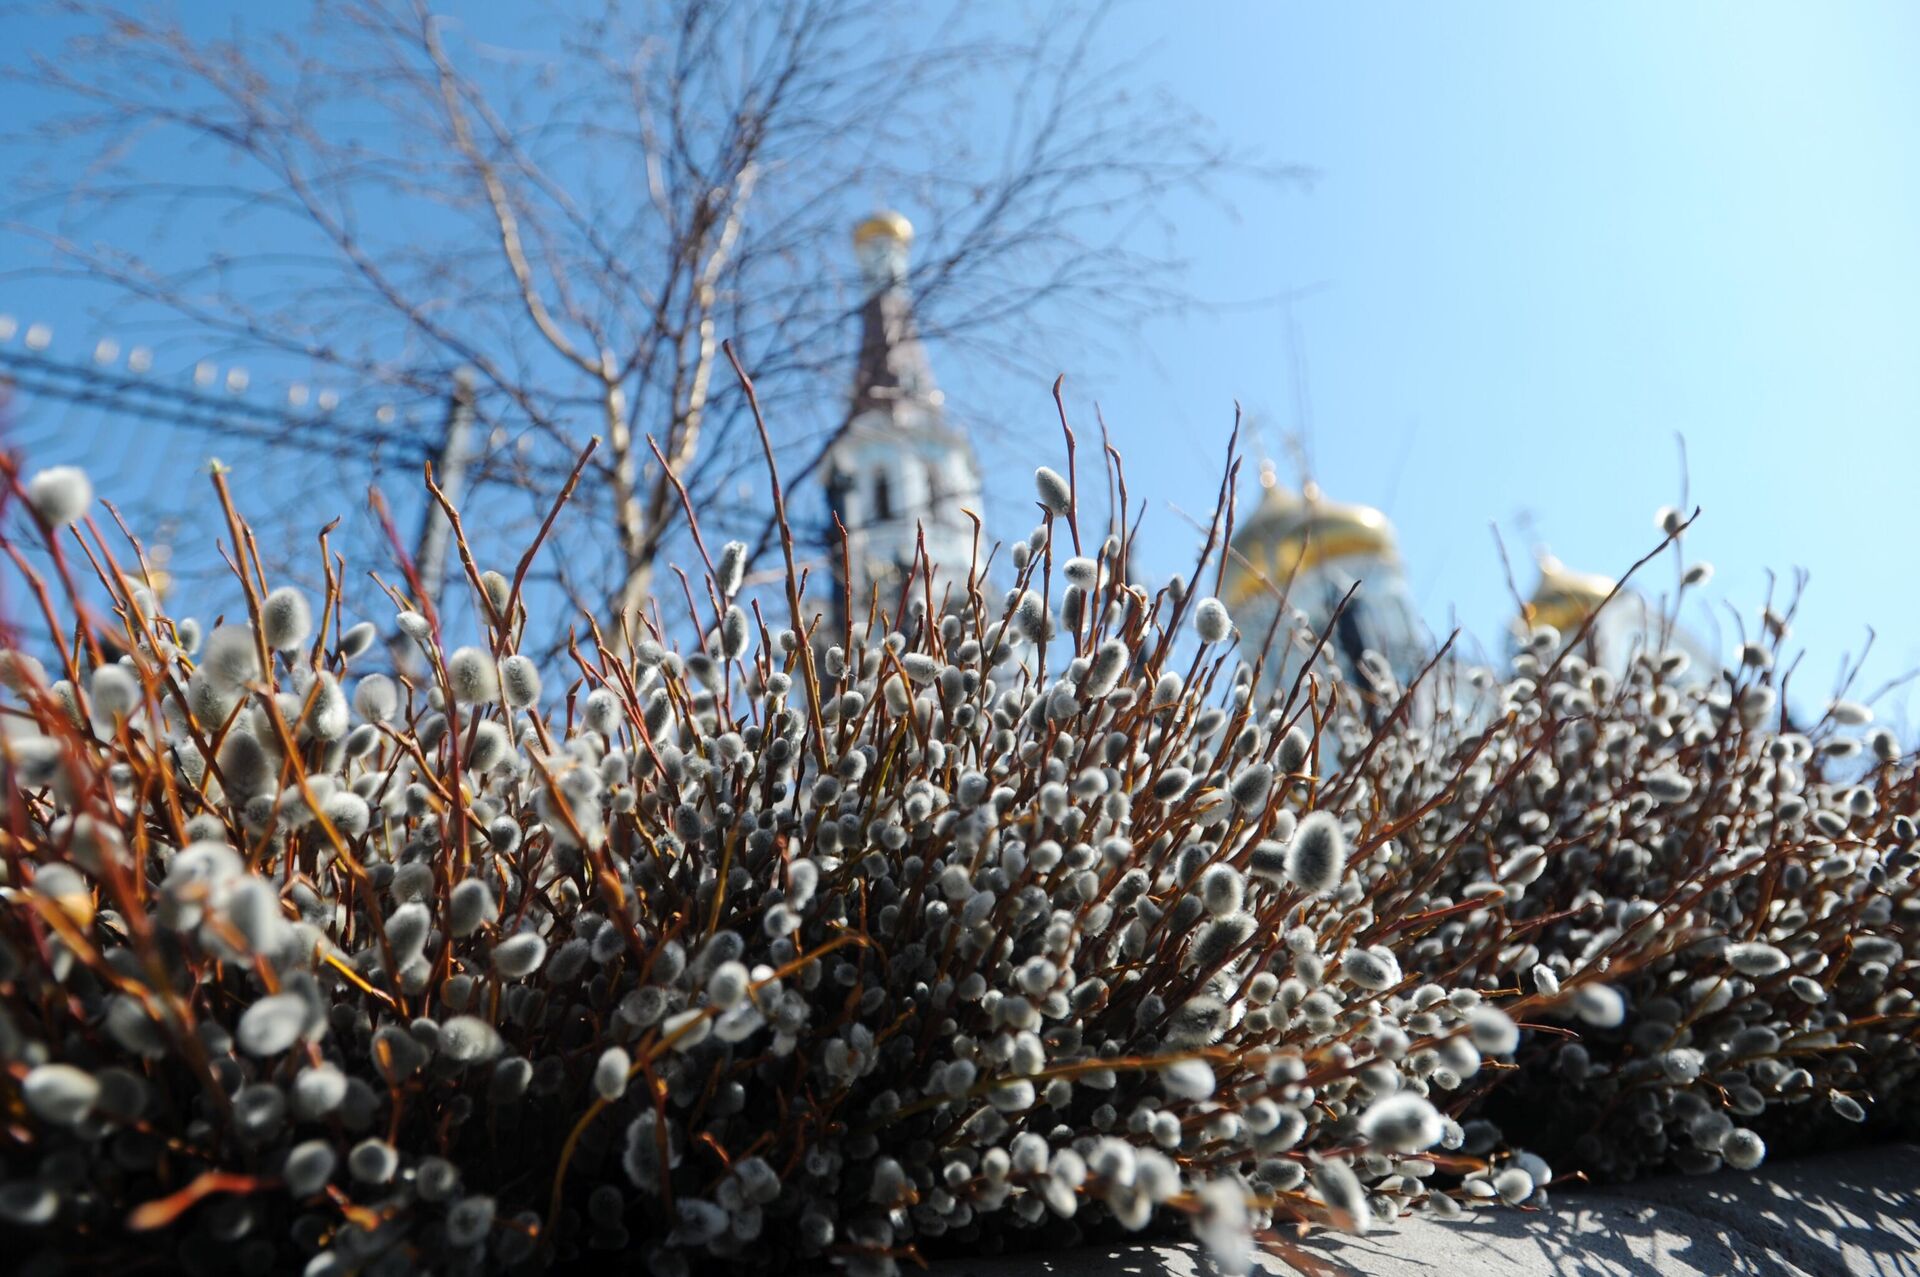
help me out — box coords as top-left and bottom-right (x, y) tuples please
(936, 1145), (1920, 1277)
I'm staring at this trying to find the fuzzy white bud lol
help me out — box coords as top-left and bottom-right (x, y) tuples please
(708, 959), (750, 1010)
(500, 654), (541, 709)
(26, 466), (93, 526)
(450, 879), (498, 937)
(338, 620), (378, 659)
(237, 993), (310, 1057)
(1357, 1093), (1445, 1153)
(439, 1016), (504, 1064)
(1571, 982), (1626, 1028)
(1193, 597), (1232, 644)
(1338, 946), (1402, 991)
(1034, 466), (1073, 515)
(353, 673), (398, 724)
(716, 541), (748, 596)
(1228, 762), (1274, 810)
(1085, 639), (1128, 698)
(1160, 1058), (1216, 1100)
(22, 1063), (100, 1126)
(1726, 941), (1789, 977)
(446, 647), (499, 704)
(594, 1047), (631, 1100)
(718, 606), (750, 661)
(261, 587), (313, 652)
(1197, 863), (1244, 917)
(492, 932), (547, 979)
(1286, 811), (1345, 895)
(1312, 1160), (1369, 1236)
(202, 625), (261, 692)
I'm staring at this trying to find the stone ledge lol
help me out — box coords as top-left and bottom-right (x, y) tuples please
(935, 1144), (1920, 1277)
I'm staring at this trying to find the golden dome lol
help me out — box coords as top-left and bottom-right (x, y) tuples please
(1524, 555), (1616, 633)
(853, 210), (914, 246)
(1224, 468), (1398, 607)
(119, 545), (172, 601)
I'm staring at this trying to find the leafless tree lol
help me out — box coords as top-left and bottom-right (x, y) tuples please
(5, 0), (1277, 649)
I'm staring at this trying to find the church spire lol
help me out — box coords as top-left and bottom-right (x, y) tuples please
(849, 211), (940, 420)
(823, 211), (983, 630)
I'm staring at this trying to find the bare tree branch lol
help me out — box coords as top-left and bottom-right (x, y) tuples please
(3, 0), (1290, 644)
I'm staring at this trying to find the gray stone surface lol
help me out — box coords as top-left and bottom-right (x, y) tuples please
(937, 1145), (1920, 1277)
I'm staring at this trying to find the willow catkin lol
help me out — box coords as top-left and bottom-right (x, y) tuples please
(1228, 761), (1273, 810)
(1572, 983), (1627, 1028)
(593, 1047), (631, 1101)
(236, 994), (309, 1057)
(385, 903), (431, 964)
(1357, 1093), (1445, 1153)
(202, 625), (261, 692)
(716, 541), (748, 596)
(217, 730), (273, 799)
(89, 665), (140, 721)
(1011, 591), (1049, 640)
(718, 606), (750, 661)
(1726, 941), (1789, 977)
(349, 1139), (399, 1184)
(1312, 1160), (1369, 1235)
(707, 961), (750, 1009)
(25, 466), (93, 526)
(449, 880), (498, 937)
(1286, 811), (1345, 894)
(1190, 912), (1256, 969)
(466, 720), (512, 773)
(1194, 597), (1232, 644)
(492, 932), (547, 979)
(284, 1142), (336, 1197)
(499, 654), (542, 709)
(480, 571), (512, 620)
(305, 672), (349, 740)
(1722, 1129), (1766, 1170)
(1338, 946), (1401, 991)
(1197, 863), (1245, 917)
(338, 621), (378, 660)
(1034, 466), (1073, 515)
(1277, 724), (1311, 774)
(352, 673), (398, 724)
(21, 1065), (100, 1127)
(1828, 699), (1872, 727)
(440, 1017), (504, 1065)
(584, 687), (621, 735)
(446, 647), (499, 704)
(261, 587), (312, 652)
(322, 792), (371, 836)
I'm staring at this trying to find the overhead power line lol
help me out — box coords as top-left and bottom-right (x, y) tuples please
(0, 342), (438, 463)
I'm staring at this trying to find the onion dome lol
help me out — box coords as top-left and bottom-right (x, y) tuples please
(1224, 464), (1399, 606)
(116, 544), (172, 601)
(853, 210), (914, 246)
(1524, 555), (1617, 633)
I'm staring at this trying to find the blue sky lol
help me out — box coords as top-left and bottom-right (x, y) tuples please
(1076, 2), (1920, 716)
(6, 3), (1920, 719)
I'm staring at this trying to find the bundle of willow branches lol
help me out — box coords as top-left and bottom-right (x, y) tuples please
(0, 425), (1910, 1277)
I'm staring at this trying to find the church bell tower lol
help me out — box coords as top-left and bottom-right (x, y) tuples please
(822, 212), (984, 630)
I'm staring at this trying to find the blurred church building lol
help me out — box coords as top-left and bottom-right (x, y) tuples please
(819, 211), (983, 633)
(1216, 463), (1714, 705)
(820, 209), (1705, 701)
